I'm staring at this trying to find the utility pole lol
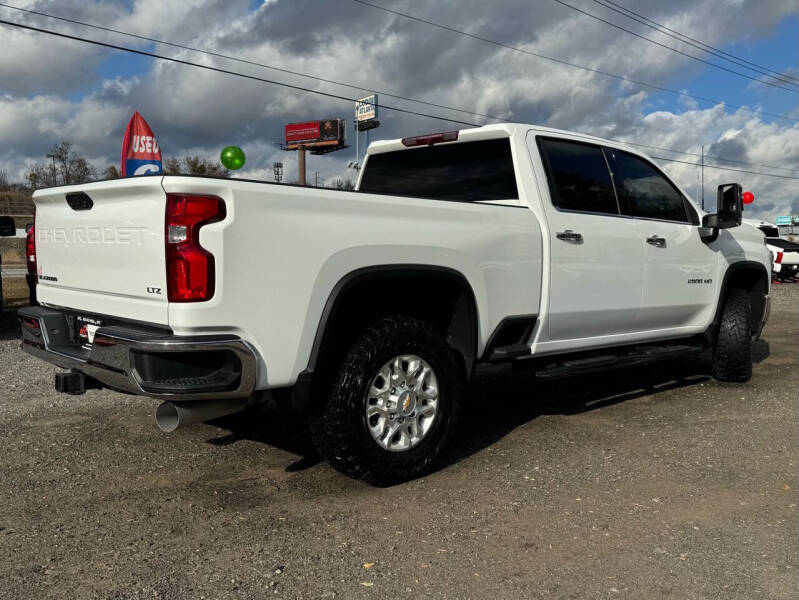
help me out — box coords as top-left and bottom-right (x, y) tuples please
(354, 119), (359, 168)
(298, 145), (306, 186)
(701, 145), (705, 211)
(46, 152), (57, 186)
(315, 171), (319, 187)
(695, 169), (700, 204)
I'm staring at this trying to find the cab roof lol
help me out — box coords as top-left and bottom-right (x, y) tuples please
(365, 122), (639, 155)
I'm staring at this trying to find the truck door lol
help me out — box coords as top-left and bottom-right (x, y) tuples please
(607, 149), (718, 330)
(533, 136), (644, 341)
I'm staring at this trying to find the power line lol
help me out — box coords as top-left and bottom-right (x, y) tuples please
(0, 1), (505, 125)
(0, 17), (479, 127)
(619, 140), (799, 175)
(652, 155), (799, 181)
(351, 0), (799, 124)
(595, 0), (799, 86)
(594, 0), (799, 86)
(550, 0), (799, 93)
(1, 15), (796, 182)
(7, 1), (796, 176)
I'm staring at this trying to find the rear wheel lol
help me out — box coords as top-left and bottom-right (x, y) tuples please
(309, 315), (464, 485)
(712, 288), (753, 382)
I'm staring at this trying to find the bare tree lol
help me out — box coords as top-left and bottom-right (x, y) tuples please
(103, 165), (121, 180)
(163, 156), (229, 177)
(329, 177), (355, 191)
(24, 164), (55, 189)
(26, 141), (97, 189)
(0, 168), (8, 191)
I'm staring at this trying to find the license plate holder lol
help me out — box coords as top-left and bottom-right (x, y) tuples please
(75, 315), (103, 347)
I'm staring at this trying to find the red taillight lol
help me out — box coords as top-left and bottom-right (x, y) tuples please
(400, 130), (459, 147)
(91, 334), (117, 347)
(26, 215), (36, 276)
(775, 251), (783, 264)
(165, 194), (226, 302)
(21, 317), (40, 330)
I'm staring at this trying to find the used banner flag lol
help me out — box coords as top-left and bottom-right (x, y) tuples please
(120, 111), (162, 177)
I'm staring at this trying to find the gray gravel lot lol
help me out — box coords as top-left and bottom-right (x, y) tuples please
(1, 286), (797, 599)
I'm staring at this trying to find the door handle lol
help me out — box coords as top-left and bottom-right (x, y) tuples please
(556, 230), (583, 243)
(646, 235), (666, 248)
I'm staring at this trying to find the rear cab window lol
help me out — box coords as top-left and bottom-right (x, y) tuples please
(758, 226), (780, 237)
(359, 138), (518, 202)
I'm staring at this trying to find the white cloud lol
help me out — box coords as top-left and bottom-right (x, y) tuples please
(0, 0), (795, 212)
(0, 27), (103, 95)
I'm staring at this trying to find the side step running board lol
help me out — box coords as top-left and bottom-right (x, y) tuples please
(534, 344), (704, 380)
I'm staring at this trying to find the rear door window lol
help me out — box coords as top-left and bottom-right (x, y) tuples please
(613, 151), (689, 223)
(537, 138), (619, 215)
(358, 138), (518, 201)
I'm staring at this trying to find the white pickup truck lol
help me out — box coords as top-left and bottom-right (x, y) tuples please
(20, 123), (771, 483)
(743, 219), (799, 281)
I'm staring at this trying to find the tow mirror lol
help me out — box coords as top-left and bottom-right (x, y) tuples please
(0, 216), (15, 237)
(699, 213), (719, 242)
(717, 183), (743, 229)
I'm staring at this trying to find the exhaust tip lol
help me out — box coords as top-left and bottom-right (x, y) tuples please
(155, 402), (180, 433)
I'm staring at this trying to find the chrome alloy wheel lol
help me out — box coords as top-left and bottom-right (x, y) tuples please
(365, 355), (440, 452)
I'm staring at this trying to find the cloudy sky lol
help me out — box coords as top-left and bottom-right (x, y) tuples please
(0, 0), (797, 220)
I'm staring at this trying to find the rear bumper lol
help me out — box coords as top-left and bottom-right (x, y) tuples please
(774, 262), (798, 276)
(19, 306), (257, 401)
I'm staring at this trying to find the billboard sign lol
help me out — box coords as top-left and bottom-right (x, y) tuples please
(120, 111), (162, 177)
(285, 119), (344, 147)
(775, 216), (793, 226)
(356, 94), (378, 122)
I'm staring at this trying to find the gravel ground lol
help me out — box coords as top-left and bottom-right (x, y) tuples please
(0, 285), (796, 599)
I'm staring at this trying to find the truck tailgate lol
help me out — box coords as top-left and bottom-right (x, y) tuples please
(33, 176), (169, 325)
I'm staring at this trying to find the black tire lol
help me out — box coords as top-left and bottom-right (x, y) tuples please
(712, 288), (753, 382)
(309, 315), (465, 485)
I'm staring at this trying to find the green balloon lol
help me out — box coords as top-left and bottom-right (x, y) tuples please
(220, 145), (245, 170)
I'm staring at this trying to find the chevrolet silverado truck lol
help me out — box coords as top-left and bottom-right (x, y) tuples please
(19, 124), (771, 484)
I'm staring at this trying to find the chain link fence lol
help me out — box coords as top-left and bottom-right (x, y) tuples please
(2, 276), (31, 308)
(1, 190), (33, 309)
(1, 242), (31, 308)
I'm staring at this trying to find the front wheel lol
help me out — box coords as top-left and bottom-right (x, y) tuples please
(309, 315), (465, 485)
(711, 288), (753, 382)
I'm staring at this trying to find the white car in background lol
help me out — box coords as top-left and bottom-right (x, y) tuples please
(744, 219), (799, 281)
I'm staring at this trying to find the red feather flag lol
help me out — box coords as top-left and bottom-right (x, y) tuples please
(120, 111), (162, 177)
